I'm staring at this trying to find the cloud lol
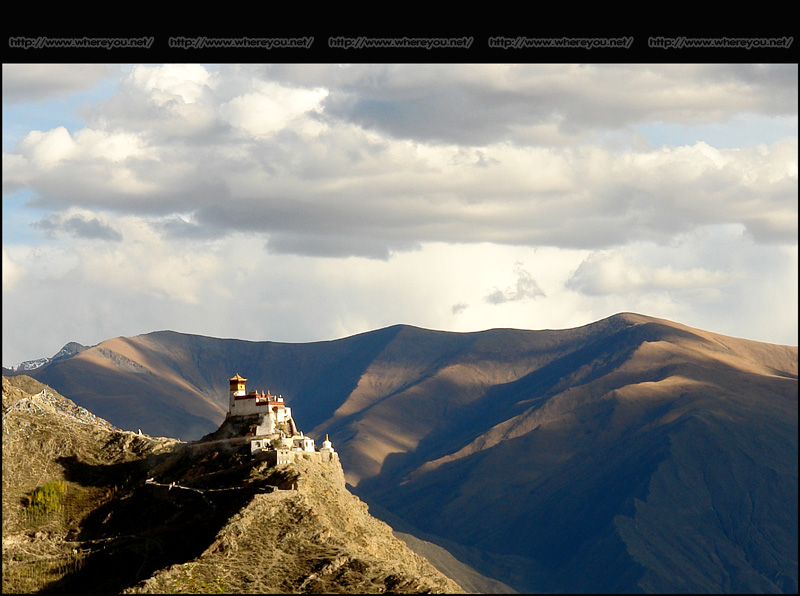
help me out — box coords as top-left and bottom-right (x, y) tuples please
(451, 302), (469, 315)
(2, 64), (118, 103)
(70, 218), (227, 304)
(129, 64), (211, 106)
(2, 249), (25, 289)
(33, 213), (123, 241)
(485, 262), (546, 304)
(91, 64), (219, 139)
(7, 215), (226, 305)
(7, 133), (795, 258)
(219, 81), (327, 138)
(7, 127), (155, 202)
(566, 248), (740, 296)
(2, 244), (79, 281)
(3, 65), (796, 262)
(321, 64), (798, 145)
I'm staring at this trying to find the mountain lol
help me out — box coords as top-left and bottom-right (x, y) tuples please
(2, 375), (463, 594)
(5, 342), (89, 373)
(11, 312), (798, 593)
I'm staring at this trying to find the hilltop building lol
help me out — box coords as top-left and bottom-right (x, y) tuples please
(223, 374), (336, 466)
(228, 373), (292, 421)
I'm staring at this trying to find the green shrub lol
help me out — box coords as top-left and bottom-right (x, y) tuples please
(24, 480), (67, 521)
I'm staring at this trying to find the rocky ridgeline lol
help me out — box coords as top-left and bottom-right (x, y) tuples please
(6, 341), (88, 372)
(3, 377), (127, 453)
(4, 386), (119, 432)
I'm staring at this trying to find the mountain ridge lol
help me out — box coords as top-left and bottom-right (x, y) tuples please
(5, 312), (797, 592)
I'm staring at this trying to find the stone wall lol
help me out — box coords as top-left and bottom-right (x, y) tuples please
(258, 449), (339, 467)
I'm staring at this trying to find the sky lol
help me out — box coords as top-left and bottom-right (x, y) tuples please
(2, 63), (798, 367)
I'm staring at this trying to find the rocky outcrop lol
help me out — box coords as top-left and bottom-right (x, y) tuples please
(126, 457), (463, 594)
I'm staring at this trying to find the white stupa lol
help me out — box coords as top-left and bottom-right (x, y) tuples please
(320, 434), (335, 453)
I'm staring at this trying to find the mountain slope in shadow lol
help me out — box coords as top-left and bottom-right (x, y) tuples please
(353, 315), (797, 593)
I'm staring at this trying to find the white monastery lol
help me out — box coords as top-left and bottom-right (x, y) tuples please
(224, 374), (336, 464)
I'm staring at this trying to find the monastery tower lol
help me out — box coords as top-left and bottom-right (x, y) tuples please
(229, 373), (247, 412)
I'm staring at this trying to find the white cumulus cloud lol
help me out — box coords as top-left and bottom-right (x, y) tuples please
(220, 81), (328, 138)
